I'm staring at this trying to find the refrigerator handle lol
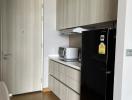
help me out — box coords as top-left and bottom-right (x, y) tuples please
(106, 71), (111, 74)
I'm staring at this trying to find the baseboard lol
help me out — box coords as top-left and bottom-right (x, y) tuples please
(43, 88), (51, 93)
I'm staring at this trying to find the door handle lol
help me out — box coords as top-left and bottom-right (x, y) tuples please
(3, 53), (12, 60)
(106, 71), (111, 74)
(4, 53), (12, 57)
(3, 56), (8, 60)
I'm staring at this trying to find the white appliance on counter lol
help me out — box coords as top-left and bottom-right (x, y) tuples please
(59, 47), (79, 62)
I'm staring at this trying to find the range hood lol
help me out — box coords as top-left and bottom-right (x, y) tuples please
(59, 21), (116, 35)
(60, 27), (88, 35)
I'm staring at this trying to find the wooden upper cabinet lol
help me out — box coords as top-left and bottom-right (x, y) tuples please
(89, 0), (118, 25)
(56, 0), (118, 30)
(56, 0), (64, 29)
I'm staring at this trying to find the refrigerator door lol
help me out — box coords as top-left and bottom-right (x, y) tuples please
(106, 29), (116, 100)
(81, 29), (109, 100)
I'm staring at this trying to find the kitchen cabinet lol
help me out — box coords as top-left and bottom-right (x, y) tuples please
(89, 0), (117, 25)
(48, 59), (80, 100)
(56, 0), (64, 29)
(56, 0), (78, 30)
(66, 0), (79, 28)
(56, 0), (117, 30)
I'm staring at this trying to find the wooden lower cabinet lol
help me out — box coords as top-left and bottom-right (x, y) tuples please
(49, 75), (80, 100)
(49, 60), (80, 100)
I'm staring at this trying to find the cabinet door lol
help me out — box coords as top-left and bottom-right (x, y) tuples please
(79, 0), (91, 26)
(80, 0), (117, 26)
(63, 0), (68, 28)
(57, 0), (79, 29)
(56, 0), (64, 30)
(90, 0), (117, 24)
(67, 0), (78, 28)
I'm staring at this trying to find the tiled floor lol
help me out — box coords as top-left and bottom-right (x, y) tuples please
(11, 92), (59, 100)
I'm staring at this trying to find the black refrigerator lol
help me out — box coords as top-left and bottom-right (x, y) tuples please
(81, 28), (116, 100)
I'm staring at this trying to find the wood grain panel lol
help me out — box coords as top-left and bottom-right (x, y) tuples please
(1, 0), (43, 95)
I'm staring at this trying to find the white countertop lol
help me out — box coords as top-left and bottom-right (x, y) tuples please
(49, 56), (81, 71)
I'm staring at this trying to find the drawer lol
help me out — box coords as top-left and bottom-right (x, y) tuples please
(54, 78), (60, 97)
(48, 75), (54, 91)
(48, 75), (80, 100)
(49, 60), (60, 79)
(59, 72), (66, 84)
(67, 87), (80, 100)
(59, 64), (66, 74)
(66, 76), (80, 93)
(49, 75), (60, 98)
(59, 83), (68, 100)
(49, 60), (54, 75)
(53, 62), (60, 79)
(66, 66), (81, 82)
(59, 80), (80, 100)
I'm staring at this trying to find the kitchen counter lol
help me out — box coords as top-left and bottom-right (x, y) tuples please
(49, 56), (81, 71)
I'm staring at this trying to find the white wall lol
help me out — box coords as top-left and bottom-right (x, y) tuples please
(114, 0), (132, 100)
(43, 0), (69, 88)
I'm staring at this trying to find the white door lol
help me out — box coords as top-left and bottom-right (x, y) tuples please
(0, 0), (43, 95)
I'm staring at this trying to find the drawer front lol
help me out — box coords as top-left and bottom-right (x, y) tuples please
(49, 75), (80, 100)
(49, 60), (54, 75)
(66, 66), (81, 82)
(59, 64), (66, 74)
(60, 64), (80, 93)
(59, 82), (68, 100)
(53, 62), (60, 79)
(49, 60), (60, 79)
(49, 75), (60, 98)
(54, 78), (60, 97)
(67, 88), (80, 100)
(59, 64), (66, 83)
(66, 77), (80, 93)
(48, 75), (54, 92)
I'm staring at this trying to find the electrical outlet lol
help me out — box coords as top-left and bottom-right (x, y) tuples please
(126, 49), (132, 56)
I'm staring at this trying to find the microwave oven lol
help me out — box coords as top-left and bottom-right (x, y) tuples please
(58, 47), (79, 62)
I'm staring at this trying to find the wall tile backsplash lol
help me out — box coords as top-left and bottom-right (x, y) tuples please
(69, 34), (82, 48)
